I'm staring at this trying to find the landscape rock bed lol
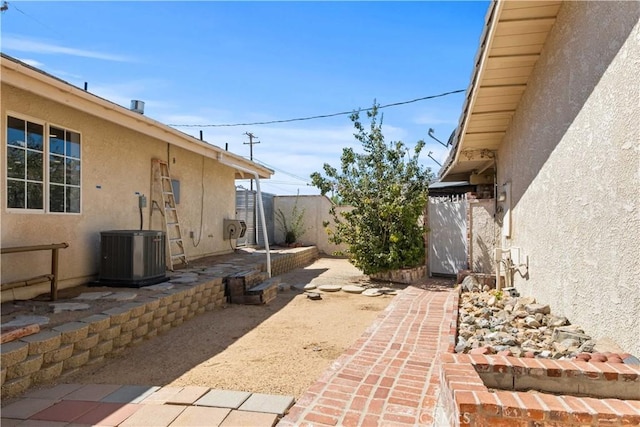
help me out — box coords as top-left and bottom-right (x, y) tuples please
(456, 288), (632, 362)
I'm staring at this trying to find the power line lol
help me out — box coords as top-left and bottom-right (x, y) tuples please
(167, 89), (465, 128)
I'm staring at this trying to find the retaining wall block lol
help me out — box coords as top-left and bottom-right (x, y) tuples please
(21, 331), (62, 355)
(52, 322), (89, 345)
(1, 341), (29, 368)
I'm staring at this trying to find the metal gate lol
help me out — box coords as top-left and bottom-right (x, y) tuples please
(428, 195), (468, 275)
(235, 187), (275, 247)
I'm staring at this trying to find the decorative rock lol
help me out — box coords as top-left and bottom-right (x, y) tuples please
(342, 285), (365, 294)
(306, 292), (322, 300)
(2, 316), (50, 328)
(74, 292), (113, 300)
(303, 283), (317, 290)
(524, 317), (541, 328)
(547, 315), (568, 327)
(105, 292), (137, 301)
(170, 277), (198, 284)
(50, 303), (90, 314)
(461, 275), (480, 292)
(362, 289), (382, 297)
(144, 283), (174, 291)
(317, 284), (342, 292)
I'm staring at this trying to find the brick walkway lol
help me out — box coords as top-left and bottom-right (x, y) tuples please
(279, 279), (456, 427)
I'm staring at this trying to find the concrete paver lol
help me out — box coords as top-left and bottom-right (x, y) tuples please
(239, 393), (295, 415)
(63, 384), (122, 401)
(0, 398), (58, 420)
(24, 383), (83, 400)
(118, 404), (187, 426)
(168, 406), (231, 426)
(165, 385), (210, 405)
(70, 402), (141, 426)
(30, 400), (101, 422)
(194, 389), (251, 409)
(139, 386), (183, 404)
(219, 410), (279, 427)
(101, 385), (160, 403)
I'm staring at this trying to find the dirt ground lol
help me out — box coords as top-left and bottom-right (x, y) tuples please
(52, 257), (401, 398)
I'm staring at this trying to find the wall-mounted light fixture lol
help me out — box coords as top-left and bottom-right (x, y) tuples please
(497, 192), (507, 202)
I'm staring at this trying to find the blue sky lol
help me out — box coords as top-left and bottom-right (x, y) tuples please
(1, 1), (489, 195)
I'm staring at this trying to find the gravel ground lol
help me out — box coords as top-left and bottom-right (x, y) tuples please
(50, 257), (401, 398)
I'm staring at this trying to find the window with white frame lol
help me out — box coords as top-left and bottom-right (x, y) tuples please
(5, 115), (81, 213)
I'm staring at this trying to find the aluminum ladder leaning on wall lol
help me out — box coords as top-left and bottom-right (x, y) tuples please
(152, 159), (188, 270)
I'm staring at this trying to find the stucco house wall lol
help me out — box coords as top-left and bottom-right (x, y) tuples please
(1, 59), (269, 302)
(273, 195), (348, 255)
(496, 2), (640, 354)
(469, 199), (497, 274)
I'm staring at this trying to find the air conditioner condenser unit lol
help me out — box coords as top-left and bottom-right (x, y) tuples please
(223, 219), (247, 240)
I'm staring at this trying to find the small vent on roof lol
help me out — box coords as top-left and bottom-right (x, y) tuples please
(130, 100), (145, 114)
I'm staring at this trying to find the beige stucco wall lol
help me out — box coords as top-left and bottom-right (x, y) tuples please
(273, 195), (348, 255)
(469, 199), (497, 274)
(1, 84), (238, 301)
(496, 2), (640, 354)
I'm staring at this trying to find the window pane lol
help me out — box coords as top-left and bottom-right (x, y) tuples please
(7, 180), (25, 208)
(66, 158), (81, 185)
(26, 122), (44, 150)
(50, 184), (65, 212)
(49, 127), (65, 154)
(7, 147), (25, 179)
(67, 186), (80, 213)
(50, 155), (65, 183)
(27, 182), (43, 209)
(27, 150), (43, 181)
(7, 117), (25, 147)
(66, 131), (80, 158)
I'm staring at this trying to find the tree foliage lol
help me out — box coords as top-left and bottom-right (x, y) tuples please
(311, 103), (433, 274)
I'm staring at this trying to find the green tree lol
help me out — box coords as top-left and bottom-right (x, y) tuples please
(311, 103), (432, 275)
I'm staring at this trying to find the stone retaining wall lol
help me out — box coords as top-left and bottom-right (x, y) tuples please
(1, 247), (319, 398)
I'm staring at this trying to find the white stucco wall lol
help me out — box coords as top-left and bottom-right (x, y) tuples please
(273, 195), (348, 255)
(1, 85), (238, 301)
(496, 2), (640, 354)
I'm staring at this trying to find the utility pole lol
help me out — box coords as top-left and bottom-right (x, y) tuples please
(243, 132), (260, 191)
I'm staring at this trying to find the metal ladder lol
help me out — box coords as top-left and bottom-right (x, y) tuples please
(153, 159), (187, 270)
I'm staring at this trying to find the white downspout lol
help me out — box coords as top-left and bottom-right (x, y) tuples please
(217, 154), (271, 278)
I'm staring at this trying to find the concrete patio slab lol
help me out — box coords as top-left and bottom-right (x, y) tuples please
(30, 400), (100, 422)
(63, 384), (122, 401)
(24, 383), (83, 400)
(139, 386), (183, 405)
(164, 386), (210, 405)
(70, 402), (141, 426)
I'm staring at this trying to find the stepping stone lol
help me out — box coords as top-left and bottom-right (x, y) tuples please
(318, 284), (342, 292)
(380, 288), (398, 295)
(104, 292), (137, 301)
(143, 283), (174, 291)
(306, 292), (322, 300)
(303, 283), (317, 290)
(170, 277), (198, 284)
(74, 292), (113, 300)
(342, 285), (365, 294)
(362, 289), (382, 297)
(2, 315), (50, 328)
(50, 303), (91, 313)
(177, 272), (200, 278)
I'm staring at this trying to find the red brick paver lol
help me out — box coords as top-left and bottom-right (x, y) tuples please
(278, 279), (455, 426)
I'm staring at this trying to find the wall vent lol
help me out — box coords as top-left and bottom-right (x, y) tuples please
(99, 230), (166, 287)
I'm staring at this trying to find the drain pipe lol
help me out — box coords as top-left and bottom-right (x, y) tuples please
(217, 154), (271, 278)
